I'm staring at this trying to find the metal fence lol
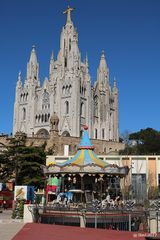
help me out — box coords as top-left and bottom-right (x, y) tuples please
(38, 204), (148, 232)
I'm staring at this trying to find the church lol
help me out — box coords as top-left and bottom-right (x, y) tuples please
(13, 6), (119, 142)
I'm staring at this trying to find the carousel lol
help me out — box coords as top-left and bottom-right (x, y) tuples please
(43, 126), (129, 208)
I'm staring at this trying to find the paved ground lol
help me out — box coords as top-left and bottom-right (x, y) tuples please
(12, 223), (149, 240)
(0, 209), (24, 240)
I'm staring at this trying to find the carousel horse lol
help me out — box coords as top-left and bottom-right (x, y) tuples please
(101, 194), (115, 208)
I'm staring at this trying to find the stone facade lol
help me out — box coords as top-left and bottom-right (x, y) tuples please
(13, 6), (119, 142)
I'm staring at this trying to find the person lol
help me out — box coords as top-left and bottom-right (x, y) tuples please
(3, 200), (7, 210)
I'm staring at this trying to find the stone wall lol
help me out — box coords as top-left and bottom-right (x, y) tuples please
(0, 134), (124, 155)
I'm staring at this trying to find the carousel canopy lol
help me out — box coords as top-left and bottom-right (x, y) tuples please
(60, 126), (106, 167)
(43, 126), (129, 176)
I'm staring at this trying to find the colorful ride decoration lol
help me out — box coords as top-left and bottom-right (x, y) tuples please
(43, 126), (129, 176)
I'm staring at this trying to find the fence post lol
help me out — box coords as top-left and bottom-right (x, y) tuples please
(129, 213), (131, 231)
(95, 212), (97, 228)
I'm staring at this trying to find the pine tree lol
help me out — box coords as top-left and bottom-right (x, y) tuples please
(0, 134), (46, 188)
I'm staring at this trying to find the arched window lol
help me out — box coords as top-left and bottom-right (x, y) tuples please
(66, 85), (69, 94)
(62, 131), (70, 137)
(69, 38), (71, 51)
(22, 108), (26, 120)
(65, 57), (67, 68)
(80, 102), (85, 117)
(82, 87), (84, 95)
(69, 85), (72, 94)
(26, 93), (28, 101)
(36, 129), (49, 138)
(62, 86), (65, 95)
(45, 114), (47, 122)
(95, 128), (97, 139)
(42, 114), (44, 123)
(42, 91), (49, 110)
(65, 101), (69, 114)
(35, 115), (38, 123)
(102, 128), (105, 139)
(94, 96), (98, 117)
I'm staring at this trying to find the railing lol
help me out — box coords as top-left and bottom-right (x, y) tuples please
(38, 200), (149, 231)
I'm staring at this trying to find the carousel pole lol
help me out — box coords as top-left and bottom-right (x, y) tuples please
(43, 174), (49, 213)
(62, 174), (65, 192)
(100, 174), (104, 201)
(80, 173), (84, 203)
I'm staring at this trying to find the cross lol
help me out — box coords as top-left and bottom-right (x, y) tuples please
(63, 6), (74, 23)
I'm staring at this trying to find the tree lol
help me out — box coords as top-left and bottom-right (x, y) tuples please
(0, 136), (46, 188)
(120, 128), (160, 155)
(119, 129), (138, 155)
(129, 128), (160, 155)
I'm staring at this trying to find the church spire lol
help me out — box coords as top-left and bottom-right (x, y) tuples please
(59, 5), (80, 71)
(49, 52), (54, 81)
(26, 45), (39, 83)
(97, 50), (109, 90)
(29, 45), (38, 64)
(63, 6), (74, 24)
(99, 50), (107, 71)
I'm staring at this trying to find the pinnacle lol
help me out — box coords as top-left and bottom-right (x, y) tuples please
(51, 52), (54, 61)
(101, 49), (105, 58)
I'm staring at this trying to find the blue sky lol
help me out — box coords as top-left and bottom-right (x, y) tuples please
(0, 0), (160, 135)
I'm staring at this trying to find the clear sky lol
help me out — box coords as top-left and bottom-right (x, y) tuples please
(0, 0), (160, 136)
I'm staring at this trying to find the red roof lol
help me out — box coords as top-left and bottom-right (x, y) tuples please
(12, 223), (147, 240)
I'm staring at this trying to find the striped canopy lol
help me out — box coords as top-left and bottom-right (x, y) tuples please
(60, 127), (107, 168)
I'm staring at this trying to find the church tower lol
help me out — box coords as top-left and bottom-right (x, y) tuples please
(93, 51), (119, 141)
(53, 6), (92, 137)
(13, 46), (40, 135)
